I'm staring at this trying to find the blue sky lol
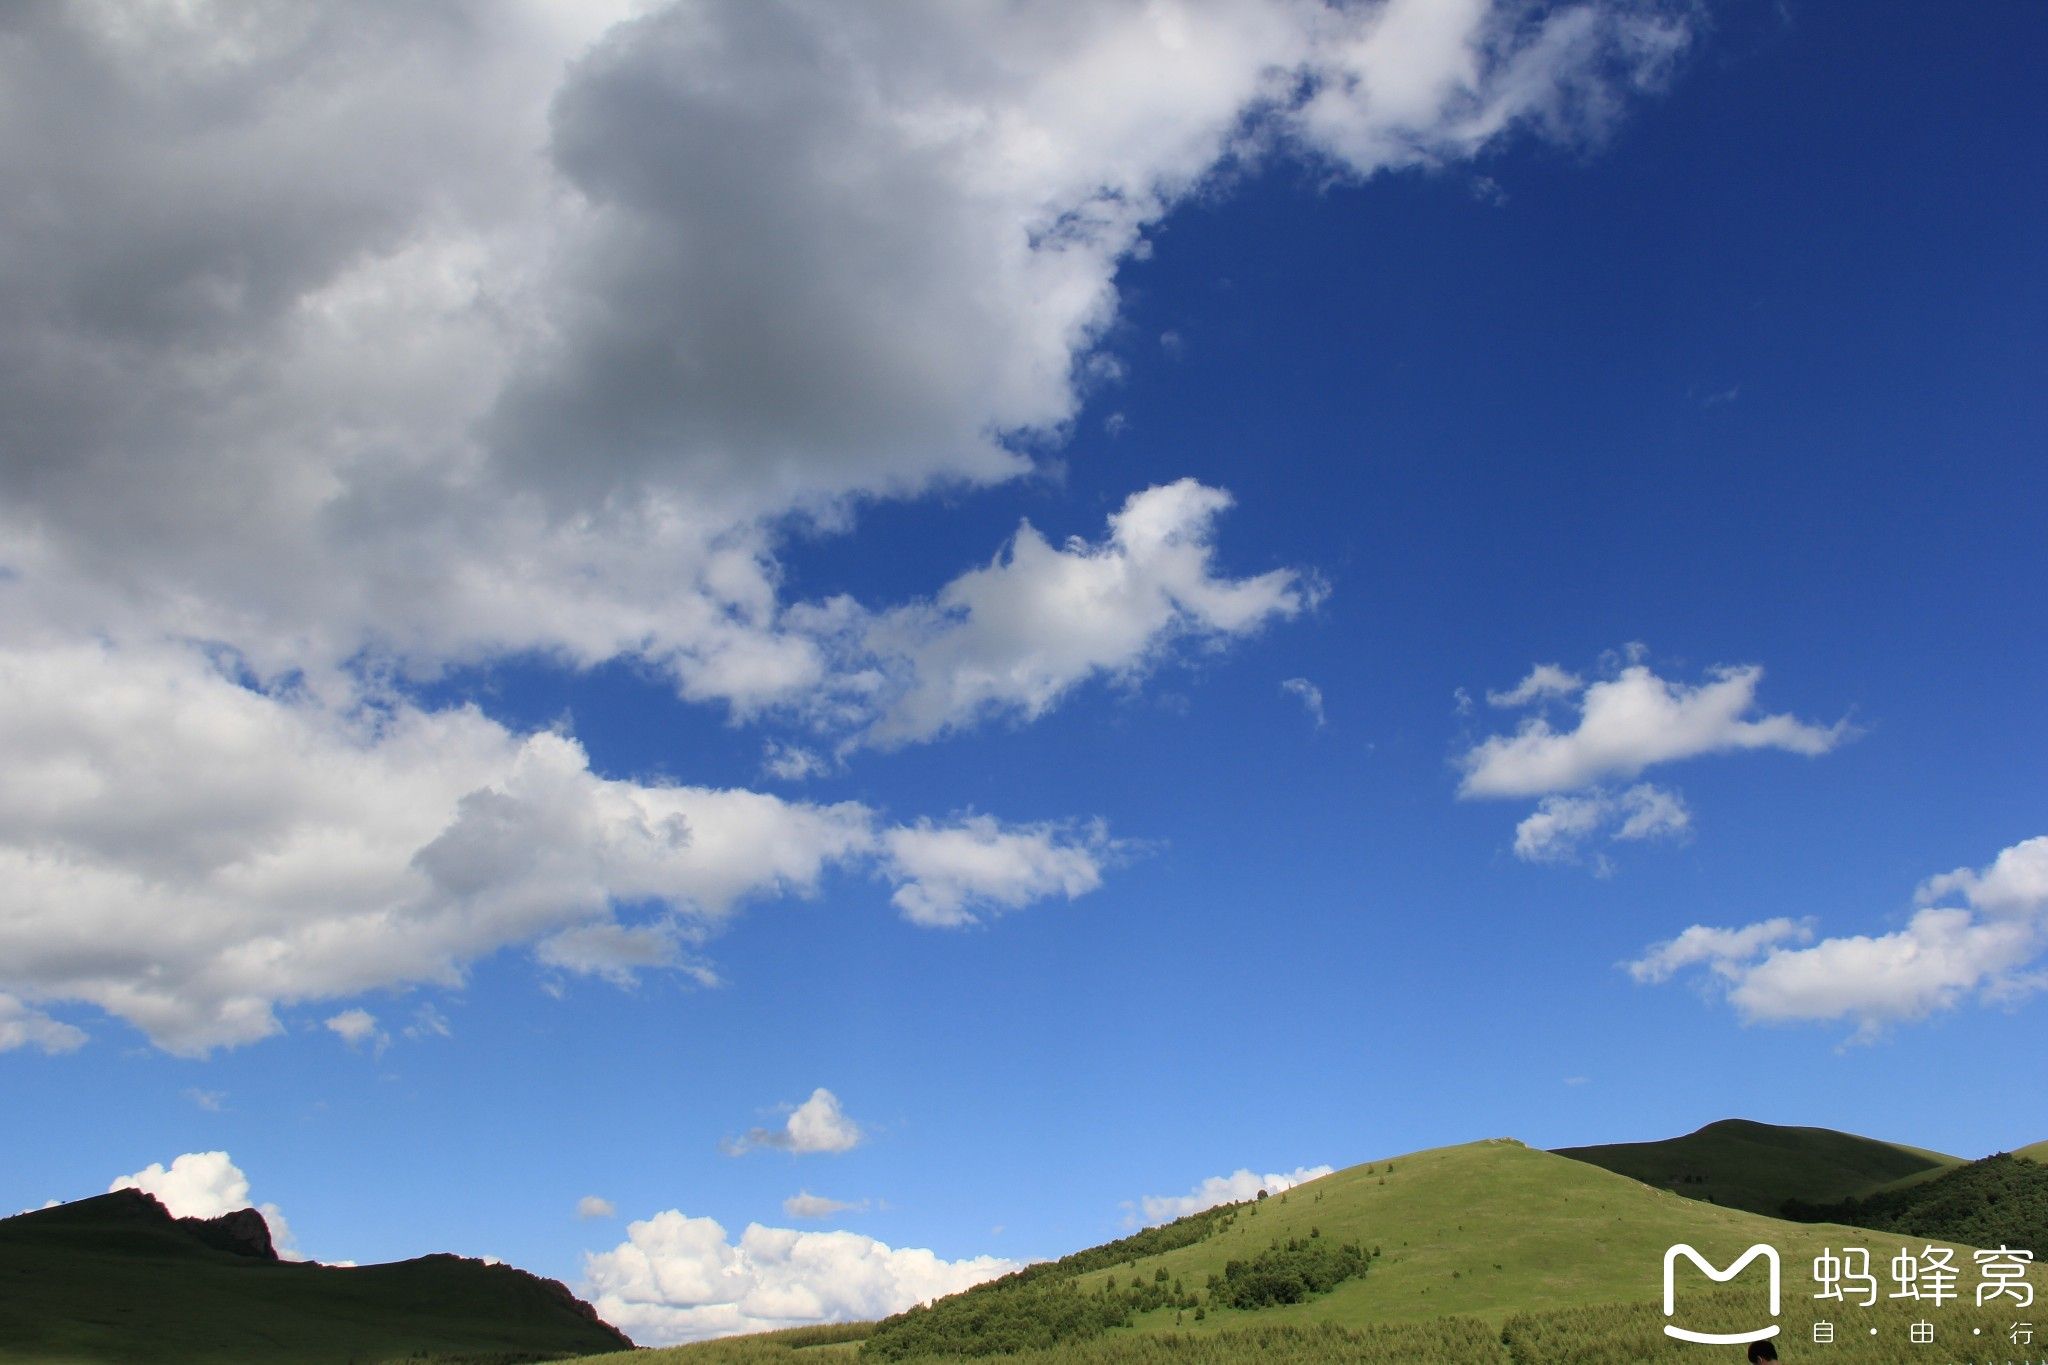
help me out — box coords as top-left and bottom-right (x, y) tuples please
(1, 0), (2043, 1345)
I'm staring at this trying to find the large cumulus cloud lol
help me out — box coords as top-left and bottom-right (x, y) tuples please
(0, 1), (1692, 1050)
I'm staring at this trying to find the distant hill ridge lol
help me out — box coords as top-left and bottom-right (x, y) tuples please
(1552, 1117), (1964, 1215)
(0, 1189), (632, 1363)
(38, 1187), (281, 1260)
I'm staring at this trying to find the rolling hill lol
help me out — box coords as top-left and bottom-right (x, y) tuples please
(569, 1136), (2045, 1364)
(0, 1188), (632, 1363)
(1552, 1118), (1964, 1215)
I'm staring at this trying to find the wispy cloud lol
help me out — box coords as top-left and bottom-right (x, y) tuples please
(1281, 677), (1327, 727)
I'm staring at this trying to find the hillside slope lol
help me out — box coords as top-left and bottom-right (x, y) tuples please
(577, 1138), (2045, 1364)
(1036, 1139), (1942, 1331)
(0, 1189), (632, 1363)
(1552, 1118), (1962, 1215)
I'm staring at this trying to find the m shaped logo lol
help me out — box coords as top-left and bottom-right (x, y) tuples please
(1662, 1243), (1781, 1345)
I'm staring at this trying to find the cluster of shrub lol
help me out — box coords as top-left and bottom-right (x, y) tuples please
(1206, 1234), (1372, 1310)
(1781, 1152), (2048, 1256)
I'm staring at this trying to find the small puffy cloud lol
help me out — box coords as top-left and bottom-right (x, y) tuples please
(109, 1151), (302, 1260)
(578, 1196), (617, 1220)
(846, 482), (1314, 749)
(1514, 783), (1690, 867)
(1460, 659), (1847, 799)
(783, 1192), (867, 1221)
(584, 1210), (1017, 1345)
(111, 1151), (252, 1219)
(1131, 1165), (1333, 1226)
(882, 816), (1110, 929)
(325, 1009), (384, 1049)
(0, 994), (85, 1054)
(761, 742), (831, 784)
(1628, 836), (2048, 1041)
(1462, 653), (1844, 866)
(1486, 663), (1582, 708)
(725, 1089), (865, 1157)
(1280, 678), (1326, 727)
(185, 1088), (227, 1113)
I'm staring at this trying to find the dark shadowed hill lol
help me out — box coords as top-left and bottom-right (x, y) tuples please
(1784, 1152), (2048, 1256)
(0, 1189), (632, 1363)
(1553, 1118), (1962, 1215)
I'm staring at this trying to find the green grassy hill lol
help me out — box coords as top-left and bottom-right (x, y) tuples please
(0, 1189), (632, 1363)
(1552, 1118), (1963, 1215)
(571, 1138), (2043, 1364)
(2016, 1139), (2048, 1164)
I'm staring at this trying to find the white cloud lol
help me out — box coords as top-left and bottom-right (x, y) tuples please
(0, 0), (1687, 723)
(1627, 836), (2048, 1041)
(783, 1192), (867, 1221)
(1486, 662), (1583, 708)
(1292, 0), (1690, 173)
(185, 1088), (227, 1112)
(1461, 660), (1846, 798)
(0, 2), (1692, 1053)
(726, 1089), (865, 1157)
(761, 742), (831, 784)
(109, 1151), (303, 1260)
(1625, 918), (1816, 985)
(842, 482), (1314, 748)
(1918, 837), (2048, 914)
(325, 1009), (384, 1050)
(1132, 1164), (1333, 1226)
(1513, 782), (1690, 865)
(578, 1196), (618, 1220)
(585, 1209), (1017, 1346)
(0, 641), (1097, 1054)
(0, 994), (85, 1054)
(1281, 677), (1327, 727)
(882, 816), (1111, 929)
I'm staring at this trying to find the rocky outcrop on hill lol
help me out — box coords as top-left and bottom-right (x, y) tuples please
(182, 1205), (277, 1261)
